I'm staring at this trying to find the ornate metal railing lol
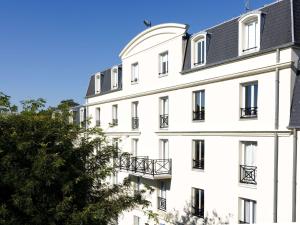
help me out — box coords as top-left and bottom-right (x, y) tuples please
(157, 197), (166, 211)
(132, 117), (139, 129)
(193, 110), (205, 121)
(240, 165), (257, 185)
(191, 206), (204, 218)
(116, 155), (172, 176)
(112, 119), (118, 126)
(160, 114), (169, 128)
(192, 159), (204, 169)
(240, 107), (257, 118)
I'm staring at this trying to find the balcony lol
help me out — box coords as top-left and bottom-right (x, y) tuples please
(192, 159), (204, 169)
(240, 107), (257, 118)
(160, 114), (169, 128)
(132, 117), (139, 129)
(191, 206), (204, 218)
(157, 197), (166, 211)
(240, 165), (257, 185)
(116, 155), (172, 179)
(193, 110), (205, 121)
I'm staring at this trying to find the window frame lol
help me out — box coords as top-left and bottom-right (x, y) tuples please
(191, 32), (207, 68)
(191, 187), (204, 218)
(131, 101), (139, 130)
(192, 90), (205, 121)
(131, 62), (139, 84)
(239, 197), (256, 224)
(111, 66), (119, 90)
(95, 107), (100, 127)
(192, 139), (205, 170)
(238, 11), (262, 56)
(159, 96), (169, 129)
(159, 51), (169, 76)
(112, 104), (118, 126)
(239, 141), (257, 185)
(94, 72), (101, 94)
(240, 81), (258, 119)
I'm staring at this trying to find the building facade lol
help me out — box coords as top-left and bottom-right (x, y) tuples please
(79, 0), (300, 224)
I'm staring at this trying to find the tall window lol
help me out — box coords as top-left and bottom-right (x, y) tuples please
(159, 51), (168, 75)
(241, 82), (258, 118)
(112, 105), (118, 126)
(95, 107), (100, 127)
(239, 13), (261, 55)
(193, 90), (205, 121)
(239, 198), (256, 224)
(192, 140), (204, 169)
(131, 63), (139, 83)
(111, 67), (118, 89)
(159, 139), (169, 160)
(240, 142), (257, 185)
(191, 188), (204, 218)
(132, 102), (139, 129)
(95, 73), (101, 94)
(158, 181), (167, 211)
(159, 97), (169, 128)
(195, 39), (205, 66)
(132, 138), (138, 157)
(133, 216), (140, 225)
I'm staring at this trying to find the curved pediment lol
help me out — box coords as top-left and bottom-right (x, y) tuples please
(119, 23), (188, 59)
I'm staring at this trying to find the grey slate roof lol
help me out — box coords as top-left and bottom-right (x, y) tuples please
(86, 66), (122, 97)
(294, 0), (300, 44)
(182, 0), (293, 72)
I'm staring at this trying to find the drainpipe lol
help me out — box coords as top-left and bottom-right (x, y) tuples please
(292, 128), (297, 222)
(273, 48), (280, 223)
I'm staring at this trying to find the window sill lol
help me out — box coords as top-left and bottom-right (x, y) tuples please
(159, 73), (168, 78)
(192, 119), (205, 123)
(131, 81), (139, 85)
(239, 183), (257, 189)
(192, 62), (206, 69)
(239, 116), (258, 121)
(192, 168), (205, 172)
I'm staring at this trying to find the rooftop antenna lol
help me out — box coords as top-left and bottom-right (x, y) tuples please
(245, 0), (251, 12)
(143, 20), (152, 28)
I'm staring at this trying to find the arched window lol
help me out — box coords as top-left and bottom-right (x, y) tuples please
(191, 32), (207, 68)
(239, 12), (262, 55)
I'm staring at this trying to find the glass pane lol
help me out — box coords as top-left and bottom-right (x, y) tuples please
(200, 91), (205, 109)
(194, 92), (200, 111)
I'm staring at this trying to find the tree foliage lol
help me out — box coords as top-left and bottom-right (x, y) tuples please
(0, 93), (149, 225)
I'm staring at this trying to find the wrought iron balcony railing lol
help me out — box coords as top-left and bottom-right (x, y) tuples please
(95, 120), (100, 127)
(160, 114), (169, 128)
(157, 197), (166, 211)
(132, 117), (139, 129)
(240, 107), (257, 118)
(192, 159), (204, 169)
(111, 119), (118, 126)
(193, 110), (205, 121)
(191, 206), (204, 218)
(240, 165), (257, 185)
(116, 155), (172, 177)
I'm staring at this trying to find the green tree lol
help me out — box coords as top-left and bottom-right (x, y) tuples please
(0, 93), (149, 225)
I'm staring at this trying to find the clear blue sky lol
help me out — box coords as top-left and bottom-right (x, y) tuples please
(0, 0), (273, 108)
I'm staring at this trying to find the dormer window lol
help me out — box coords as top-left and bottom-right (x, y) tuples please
(239, 12), (261, 55)
(111, 66), (118, 90)
(191, 33), (207, 68)
(95, 72), (101, 94)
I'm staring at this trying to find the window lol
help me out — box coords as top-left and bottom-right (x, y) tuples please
(132, 138), (138, 157)
(112, 172), (118, 185)
(193, 90), (205, 121)
(133, 215), (140, 225)
(191, 188), (204, 218)
(159, 97), (169, 128)
(192, 140), (204, 169)
(159, 139), (169, 160)
(239, 12), (261, 55)
(134, 177), (141, 194)
(80, 108), (86, 128)
(131, 63), (139, 83)
(240, 82), (258, 118)
(239, 198), (256, 224)
(132, 102), (139, 129)
(191, 33), (207, 68)
(159, 51), (168, 76)
(95, 107), (100, 127)
(112, 105), (118, 126)
(240, 142), (257, 185)
(158, 181), (167, 211)
(111, 66), (118, 89)
(95, 73), (101, 94)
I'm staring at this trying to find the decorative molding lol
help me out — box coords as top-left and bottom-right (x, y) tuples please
(104, 131), (141, 136)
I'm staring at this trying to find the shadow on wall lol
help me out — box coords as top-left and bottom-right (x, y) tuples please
(163, 202), (233, 225)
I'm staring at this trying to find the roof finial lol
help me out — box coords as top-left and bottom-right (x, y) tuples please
(245, 0), (251, 12)
(143, 20), (152, 28)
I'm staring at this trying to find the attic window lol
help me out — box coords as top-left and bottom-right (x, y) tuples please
(111, 66), (118, 90)
(191, 32), (207, 68)
(95, 73), (101, 94)
(239, 12), (262, 55)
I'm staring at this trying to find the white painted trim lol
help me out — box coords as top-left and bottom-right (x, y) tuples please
(119, 23), (188, 58)
(155, 131), (291, 137)
(103, 131), (141, 136)
(86, 61), (293, 106)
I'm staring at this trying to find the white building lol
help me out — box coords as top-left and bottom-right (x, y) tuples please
(80, 0), (300, 224)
